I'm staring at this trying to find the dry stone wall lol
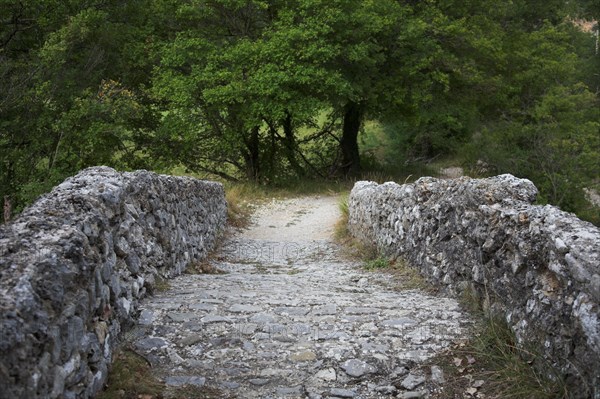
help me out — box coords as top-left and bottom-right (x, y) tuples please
(348, 175), (600, 397)
(0, 167), (226, 399)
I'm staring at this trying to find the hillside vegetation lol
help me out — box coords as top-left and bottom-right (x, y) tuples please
(1, 0), (598, 223)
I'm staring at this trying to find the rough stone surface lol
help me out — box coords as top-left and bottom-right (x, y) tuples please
(131, 196), (470, 398)
(0, 167), (226, 399)
(400, 373), (425, 390)
(348, 175), (600, 396)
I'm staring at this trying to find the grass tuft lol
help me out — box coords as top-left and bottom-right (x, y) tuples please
(428, 288), (570, 399)
(384, 258), (429, 290)
(364, 256), (389, 270)
(468, 316), (568, 399)
(185, 260), (226, 275)
(334, 192), (350, 241)
(224, 183), (261, 228)
(153, 276), (171, 293)
(96, 350), (164, 399)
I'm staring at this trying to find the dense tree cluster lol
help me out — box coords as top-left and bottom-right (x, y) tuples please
(1, 0), (598, 221)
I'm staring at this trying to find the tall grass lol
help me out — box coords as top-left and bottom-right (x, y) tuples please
(431, 288), (572, 399)
(467, 315), (570, 398)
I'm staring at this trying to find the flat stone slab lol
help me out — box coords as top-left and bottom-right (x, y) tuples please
(401, 373), (426, 390)
(167, 312), (201, 322)
(134, 337), (168, 352)
(249, 313), (277, 324)
(382, 317), (418, 328)
(330, 388), (357, 397)
(229, 304), (262, 313)
(341, 359), (377, 378)
(165, 376), (206, 387)
(313, 304), (337, 315)
(274, 306), (311, 316)
(290, 350), (317, 362)
(200, 315), (232, 324)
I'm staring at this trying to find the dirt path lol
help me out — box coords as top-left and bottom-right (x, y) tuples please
(130, 196), (470, 398)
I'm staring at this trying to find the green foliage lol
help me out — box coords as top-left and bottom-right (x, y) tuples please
(1, 0), (598, 225)
(0, 0), (158, 217)
(468, 82), (599, 223)
(364, 257), (390, 270)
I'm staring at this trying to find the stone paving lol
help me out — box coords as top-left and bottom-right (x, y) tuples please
(129, 196), (471, 398)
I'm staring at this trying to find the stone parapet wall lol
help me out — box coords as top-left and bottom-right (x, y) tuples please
(0, 167), (227, 399)
(348, 175), (600, 396)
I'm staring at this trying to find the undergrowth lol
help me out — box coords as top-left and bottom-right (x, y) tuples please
(224, 183), (263, 228)
(152, 276), (171, 293)
(185, 259), (226, 275)
(470, 316), (569, 398)
(428, 288), (570, 399)
(96, 350), (164, 399)
(364, 257), (389, 270)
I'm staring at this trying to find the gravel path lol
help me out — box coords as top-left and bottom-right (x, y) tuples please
(130, 196), (470, 398)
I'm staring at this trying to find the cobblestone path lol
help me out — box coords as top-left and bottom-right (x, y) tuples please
(130, 196), (470, 398)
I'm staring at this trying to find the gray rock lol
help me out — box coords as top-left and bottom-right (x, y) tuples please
(235, 323), (258, 335)
(249, 313), (277, 324)
(397, 391), (426, 399)
(430, 365), (445, 384)
(222, 381), (240, 389)
(329, 387), (357, 397)
(179, 334), (204, 347)
(375, 385), (397, 394)
(382, 318), (418, 328)
(277, 386), (304, 396)
(189, 303), (218, 312)
(138, 309), (154, 326)
(134, 337), (168, 352)
(229, 304), (262, 313)
(289, 350), (317, 362)
(125, 254), (141, 275)
(275, 306), (310, 316)
(313, 304), (337, 315)
(249, 378), (270, 386)
(242, 341), (255, 352)
(401, 373), (425, 390)
(345, 307), (379, 315)
(315, 368), (337, 381)
(201, 315), (233, 324)
(341, 359), (377, 377)
(168, 312), (201, 322)
(165, 376), (206, 387)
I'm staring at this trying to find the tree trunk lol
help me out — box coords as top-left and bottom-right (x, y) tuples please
(244, 126), (260, 181)
(282, 111), (305, 177)
(340, 101), (363, 176)
(3, 196), (11, 223)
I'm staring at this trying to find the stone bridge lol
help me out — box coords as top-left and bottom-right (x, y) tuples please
(0, 168), (598, 398)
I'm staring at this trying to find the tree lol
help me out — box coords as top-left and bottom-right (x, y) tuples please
(152, 0), (347, 181)
(0, 0), (157, 217)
